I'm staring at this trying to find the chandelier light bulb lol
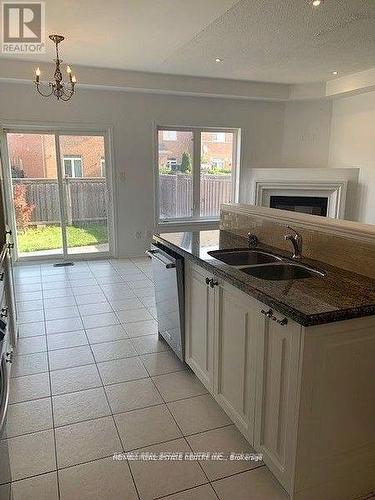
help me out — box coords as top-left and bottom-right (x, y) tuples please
(312, 0), (321, 6)
(72, 75), (77, 84)
(66, 65), (72, 74)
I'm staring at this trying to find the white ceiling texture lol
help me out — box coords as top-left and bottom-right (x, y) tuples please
(2, 0), (375, 84)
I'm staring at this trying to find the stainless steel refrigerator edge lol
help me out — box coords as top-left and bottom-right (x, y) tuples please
(147, 244), (185, 361)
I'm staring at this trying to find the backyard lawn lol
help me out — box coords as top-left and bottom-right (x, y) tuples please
(18, 224), (108, 253)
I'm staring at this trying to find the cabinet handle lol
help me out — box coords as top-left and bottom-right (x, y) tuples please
(276, 317), (288, 326)
(261, 308), (288, 326)
(210, 280), (219, 288)
(1, 308), (8, 318)
(261, 308), (273, 318)
(0, 272), (4, 282)
(205, 277), (211, 285)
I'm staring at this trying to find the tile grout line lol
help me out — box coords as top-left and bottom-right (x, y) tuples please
(73, 262), (142, 500)
(50, 260), (97, 499)
(11, 259), (260, 499)
(144, 367), (216, 493)
(40, 265), (62, 500)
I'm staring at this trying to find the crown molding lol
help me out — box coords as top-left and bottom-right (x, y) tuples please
(1, 59), (375, 102)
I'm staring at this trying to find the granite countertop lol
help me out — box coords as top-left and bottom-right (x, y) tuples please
(153, 229), (375, 327)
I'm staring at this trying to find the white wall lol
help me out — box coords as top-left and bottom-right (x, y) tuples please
(282, 100), (332, 168)
(0, 82), (285, 256)
(329, 91), (375, 224)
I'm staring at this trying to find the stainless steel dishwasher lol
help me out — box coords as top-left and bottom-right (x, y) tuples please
(146, 244), (185, 361)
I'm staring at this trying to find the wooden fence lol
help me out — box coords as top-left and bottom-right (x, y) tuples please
(159, 174), (232, 219)
(13, 174), (232, 225)
(13, 178), (107, 225)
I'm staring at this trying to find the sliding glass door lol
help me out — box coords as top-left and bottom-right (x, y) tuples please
(4, 130), (111, 260)
(58, 135), (109, 256)
(6, 133), (64, 258)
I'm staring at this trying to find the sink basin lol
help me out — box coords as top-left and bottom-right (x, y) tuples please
(208, 249), (282, 266)
(241, 263), (325, 281)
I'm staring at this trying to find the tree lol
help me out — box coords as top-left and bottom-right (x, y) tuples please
(179, 152), (192, 173)
(13, 185), (35, 232)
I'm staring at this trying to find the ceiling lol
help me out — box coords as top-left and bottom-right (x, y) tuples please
(2, 0), (375, 84)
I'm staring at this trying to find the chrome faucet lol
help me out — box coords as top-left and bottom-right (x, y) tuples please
(284, 225), (302, 260)
(248, 233), (258, 248)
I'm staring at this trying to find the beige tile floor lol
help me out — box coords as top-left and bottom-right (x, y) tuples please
(1, 257), (293, 499)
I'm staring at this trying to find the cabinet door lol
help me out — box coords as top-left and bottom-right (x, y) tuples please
(214, 282), (258, 442)
(185, 262), (215, 391)
(254, 305), (302, 491)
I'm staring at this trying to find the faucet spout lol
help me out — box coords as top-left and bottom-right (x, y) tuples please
(284, 226), (302, 260)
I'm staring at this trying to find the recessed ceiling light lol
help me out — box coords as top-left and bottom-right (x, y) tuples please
(215, 58), (223, 63)
(332, 71), (338, 76)
(312, 0), (322, 6)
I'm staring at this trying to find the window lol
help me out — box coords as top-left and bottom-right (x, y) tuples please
(212, 132), (226, 143)
(163, 130), (177, 141)
(211, 158), (225, 169)
(64, 156), (83, 178)
(156, 128), (239, 223)
(166, 158), (177, 169)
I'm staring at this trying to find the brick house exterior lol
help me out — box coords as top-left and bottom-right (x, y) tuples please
(8, 134), (105, 178)
(158, 130), (234, 170)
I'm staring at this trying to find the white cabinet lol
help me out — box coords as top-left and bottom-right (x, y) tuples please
(214, 281), (258, 442)
(185, 262), (215, 391)
(185, 262), (300, 458)
(254, 308), (302, 491)
(185, 260), (375, 499)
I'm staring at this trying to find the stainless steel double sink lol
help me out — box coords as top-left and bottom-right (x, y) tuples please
(208, 249), (325, 281)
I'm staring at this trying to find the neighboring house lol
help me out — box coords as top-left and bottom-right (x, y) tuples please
(8, 134), (105, 178)
(159, 130), (233, 171)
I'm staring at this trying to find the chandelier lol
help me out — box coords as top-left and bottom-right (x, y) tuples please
(34, 35), (77, 101)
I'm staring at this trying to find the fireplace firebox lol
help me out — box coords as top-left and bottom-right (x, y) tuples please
(270, 195), (328, 216)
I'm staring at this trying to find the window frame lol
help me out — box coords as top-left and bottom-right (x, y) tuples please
(154, 125), (241, 226)
(63, 155), (83, 178)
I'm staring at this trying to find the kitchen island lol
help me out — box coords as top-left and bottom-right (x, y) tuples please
(153, 229), (375, 500)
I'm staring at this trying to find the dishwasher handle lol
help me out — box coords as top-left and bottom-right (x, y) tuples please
(146, 250), (176, 269)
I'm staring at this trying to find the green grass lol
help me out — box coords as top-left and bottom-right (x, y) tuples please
(18, 224), (108, 253)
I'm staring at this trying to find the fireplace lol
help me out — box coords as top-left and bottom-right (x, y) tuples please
(269, 195), (328, 216)
(251, 179), (349, 219)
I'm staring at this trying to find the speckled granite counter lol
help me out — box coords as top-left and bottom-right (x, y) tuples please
(153, 229), (375, 327)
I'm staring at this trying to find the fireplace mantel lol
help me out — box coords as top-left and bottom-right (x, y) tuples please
(243, 167), (360, 221)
